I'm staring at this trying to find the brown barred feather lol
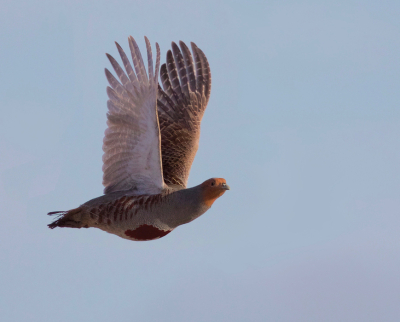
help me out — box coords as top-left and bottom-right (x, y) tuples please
(180, 41), (196, 92)
(166, 50), (183, 98)
(157, 41), (211, 188)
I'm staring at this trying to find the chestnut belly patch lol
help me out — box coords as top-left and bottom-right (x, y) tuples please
(125, 224), (171, 241)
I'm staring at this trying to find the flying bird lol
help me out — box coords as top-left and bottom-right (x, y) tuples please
(48, 36), (230, 241)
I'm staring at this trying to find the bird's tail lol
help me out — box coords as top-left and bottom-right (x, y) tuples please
(47, 208), (87, 229)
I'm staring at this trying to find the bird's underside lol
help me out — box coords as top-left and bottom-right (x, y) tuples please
(48, 37), (229, 241)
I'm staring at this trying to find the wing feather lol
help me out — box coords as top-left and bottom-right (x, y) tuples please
(191, 43), (204, 94)
(102, 37), (164, 195)
(171, 42), (189, 97)
(105, 69), (130, 100)
(166, 50), (183, 98)
(197, 46), (212, 103)
(128, 36), (148, 84)
(157, 41), (211, 188)
(106, 53), (135, 95)
(154, 43), (161, 84)
(144, 37), (154, 83)
(115, 42), (139, 87)
(180, 41), (196, 92)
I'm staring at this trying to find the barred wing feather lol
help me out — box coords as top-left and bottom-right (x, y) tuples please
(157, 41), (211, 188)
(103, 37), (164, 195)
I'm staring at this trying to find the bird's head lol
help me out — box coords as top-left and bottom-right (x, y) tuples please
(200, 178), (230, 207)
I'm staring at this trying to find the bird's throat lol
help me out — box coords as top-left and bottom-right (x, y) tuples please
(202, 189), (226, 207)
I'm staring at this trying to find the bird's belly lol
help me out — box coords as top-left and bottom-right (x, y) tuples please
(124, 224), (172, 241)
(93, 209), (173, 241)
(85, 192), (194, 241)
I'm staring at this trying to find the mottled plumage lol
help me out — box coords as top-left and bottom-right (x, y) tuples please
(48, 37), (229, 241)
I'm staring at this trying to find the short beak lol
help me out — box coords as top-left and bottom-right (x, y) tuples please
(223, 184), (230, 190)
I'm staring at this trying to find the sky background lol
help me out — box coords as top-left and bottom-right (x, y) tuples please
(1, 0), (400, 321)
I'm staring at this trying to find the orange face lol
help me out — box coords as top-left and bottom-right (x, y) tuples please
(201, 178), (230, 207)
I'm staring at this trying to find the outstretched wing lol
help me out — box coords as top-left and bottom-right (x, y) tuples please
(157, 41), (211, 188)
(102, 37), (164, 195)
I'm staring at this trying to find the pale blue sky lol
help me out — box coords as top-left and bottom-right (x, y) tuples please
(1, 0), (400, 321)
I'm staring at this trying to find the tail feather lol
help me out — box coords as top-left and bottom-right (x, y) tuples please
(48, 211), (68, 216)
(47, 208), (88, 229)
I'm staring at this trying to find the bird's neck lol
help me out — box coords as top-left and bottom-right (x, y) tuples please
(168, 185), (211, 226)
(201, 188), (226, 207)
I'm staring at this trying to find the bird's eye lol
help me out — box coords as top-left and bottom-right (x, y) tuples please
(222, 183), (226, 186)
(211, 182), (215, 186)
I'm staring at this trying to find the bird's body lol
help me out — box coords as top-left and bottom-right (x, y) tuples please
(49, 179), (226, 241)
(48, 36), (229, 241)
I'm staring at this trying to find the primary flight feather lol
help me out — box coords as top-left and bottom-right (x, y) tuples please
(48, 36), (229, 241)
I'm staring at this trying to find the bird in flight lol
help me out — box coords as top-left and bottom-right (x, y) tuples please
(48, 36), (230, 241)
